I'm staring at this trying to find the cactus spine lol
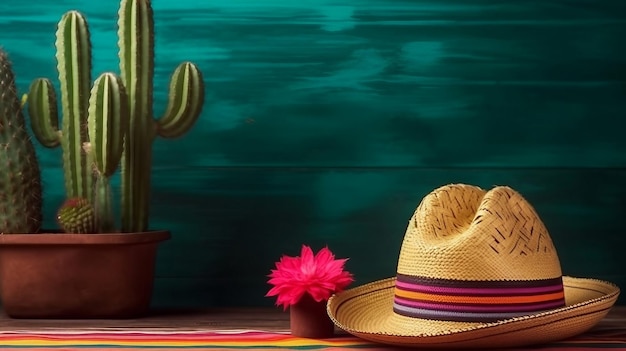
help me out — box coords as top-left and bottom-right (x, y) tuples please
(29, 11), (93, 202)
(118, 0), (205, 232)
(0, 49), (43, 233)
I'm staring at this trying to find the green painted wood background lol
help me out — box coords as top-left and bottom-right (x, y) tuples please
(0, 0), (625, 307)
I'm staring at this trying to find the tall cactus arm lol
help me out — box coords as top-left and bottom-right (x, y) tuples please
(55, 10), (93, 200)
(118, 0), (155, 233)
(27, 78), (61, 148)
(156, 62), (205, 138)
(88, 72), (129, 178)
(118, 0), (155, 135)
(88, 72), (129, 232)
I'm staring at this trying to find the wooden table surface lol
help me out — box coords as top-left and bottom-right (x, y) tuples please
(0, 306), (623, 332)
(0, 306), (626, 351)
(0, 307), (291, 332)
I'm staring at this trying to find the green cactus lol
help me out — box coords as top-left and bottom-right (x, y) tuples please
(118, 0), (205, 232)
(88, 73), (129, 232)
(28, 10), (93, 203)
(57, 197), (96, 234)
(28, 11), (131, 234)
(0, 49), (43, 234)
(27, 0), (205, 234)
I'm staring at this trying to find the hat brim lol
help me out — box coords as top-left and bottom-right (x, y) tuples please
(327, 276), (620, 348)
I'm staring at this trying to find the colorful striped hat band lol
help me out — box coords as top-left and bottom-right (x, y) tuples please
(393, 274), (566, 322)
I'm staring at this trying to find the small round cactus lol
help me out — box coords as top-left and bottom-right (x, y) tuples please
(57, 197), (96, 234)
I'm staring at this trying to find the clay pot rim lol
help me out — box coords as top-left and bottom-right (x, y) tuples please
(0, 230), (171, 245)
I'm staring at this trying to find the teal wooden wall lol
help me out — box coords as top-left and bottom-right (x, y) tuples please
(1, 0), (625, 307)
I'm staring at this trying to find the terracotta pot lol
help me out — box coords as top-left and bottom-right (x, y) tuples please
(289, 293), (335, 338)
(0, 230), (170, 319)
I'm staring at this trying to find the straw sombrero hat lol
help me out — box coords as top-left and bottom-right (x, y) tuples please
(327, 184), (620, 348)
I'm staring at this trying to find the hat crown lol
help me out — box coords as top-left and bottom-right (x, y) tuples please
(393, 184), (566, 322)
(398, 184), (562, 280)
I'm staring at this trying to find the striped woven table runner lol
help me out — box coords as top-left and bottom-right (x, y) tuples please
(0, 329), (625, 350)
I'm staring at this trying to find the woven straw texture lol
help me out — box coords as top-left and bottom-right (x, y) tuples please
(327, 184), (620, 348)
(400, 184), (561, 280)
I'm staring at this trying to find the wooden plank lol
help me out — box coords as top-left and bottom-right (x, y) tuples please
(0, 1), (624, 168)
(116, 167), (626, 307)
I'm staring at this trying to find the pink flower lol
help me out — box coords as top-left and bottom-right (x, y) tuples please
(266, 245), (354, 310)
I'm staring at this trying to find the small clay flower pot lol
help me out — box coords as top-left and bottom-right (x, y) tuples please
(289, 293), (335, 338)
